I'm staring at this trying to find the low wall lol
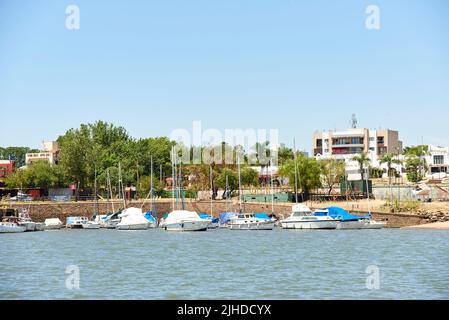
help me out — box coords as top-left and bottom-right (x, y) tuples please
(3, 199), (427, 228)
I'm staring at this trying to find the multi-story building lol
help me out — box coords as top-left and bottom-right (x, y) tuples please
(25, 141), (60, 165)
(313, 128), (403, 180)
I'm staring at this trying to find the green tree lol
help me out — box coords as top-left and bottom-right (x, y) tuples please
(4, 161), (67, 189)
(0, 146), (40, 167)
(215, 168), (239, 197)
(279, 155), (321, 195)
(405, 155), (428, 183)
(319, 159), (345, 195)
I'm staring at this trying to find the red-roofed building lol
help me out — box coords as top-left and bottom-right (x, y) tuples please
(0, 160), (15, 178)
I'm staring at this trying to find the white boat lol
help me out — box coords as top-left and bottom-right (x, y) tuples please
(164, 210), (210, 232)
(81, 221), (101, 229)
(45, 218), (63, 230)
(281, 204), (340, 230)
(199, 214), (219, 229)
(228, 213), (276, 230)
(66, 217), (89, 229)
(17, 209), (40, 231)
(314, 207), (386, 230)
(0, 217), (26, 233)
(116, 207), (149, 230)
(336, 218), (386, 230)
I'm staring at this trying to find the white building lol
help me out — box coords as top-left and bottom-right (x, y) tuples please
(313, 127), (403, 180)
(25, 141), (60, 165)
(425, 145), (449, 179)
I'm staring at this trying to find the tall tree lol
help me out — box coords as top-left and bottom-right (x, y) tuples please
(279, 155), (321, 195)
(319, 159), (345, 195)
(352, 152), (371, 181)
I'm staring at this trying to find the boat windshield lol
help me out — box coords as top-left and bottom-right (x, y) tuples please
(292, 211), (312, 217)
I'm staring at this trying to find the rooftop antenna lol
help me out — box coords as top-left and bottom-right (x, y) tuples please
(351, 114), (357, 129)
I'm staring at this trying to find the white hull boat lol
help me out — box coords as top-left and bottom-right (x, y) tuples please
(164, 210), (209, 232)
(116, 207), (150, 231)
(0, 222), (26, 233)
(81, 221), (101, 229)
(281, 204), (339, 230)
(116, 223), (149, 230)
(228, 214), (275, 230)
(66, 217), (89, 229)
(45, 218), (63, 230)
(337, 220), (386, 230)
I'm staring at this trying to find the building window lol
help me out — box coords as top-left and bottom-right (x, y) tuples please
(316, 139), (322, 147)
(369, 147), (375, 151)
(377, 137), (385, 144)
(434, 155), (444, 165)
(369, 137), (375, 141)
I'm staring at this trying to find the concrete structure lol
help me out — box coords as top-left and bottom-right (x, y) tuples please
(313, 127), (403, 180)
(25, 141), (60, 165)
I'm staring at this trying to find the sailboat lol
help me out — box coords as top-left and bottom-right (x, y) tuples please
(219, 175), (239, 227)
(141, 157), (158, 228)
(115, 163), (150, 231)
(199, 165), (219, 229)
(164, 147), (209, 232)
(82, 168), (101, 229)
(227, 155), (275, 230)
(281, 143), (340, 230)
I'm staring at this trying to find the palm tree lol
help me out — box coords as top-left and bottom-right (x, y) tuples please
(379, 153), (403, 185)
(352, 152), (371, 182)
(380, 153), (403, 203)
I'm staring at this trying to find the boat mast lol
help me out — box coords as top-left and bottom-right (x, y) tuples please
(365, 165), (371, 214)
(171, 147), (175, 212)
(107, 168), (115, 213)
(94, 166), (99, 219)
(210, 164), (214, 217)
(119, 162), (126, 209)
(179, 160), (185, 210)
(237, 154), (243, 213)
(270, 158), (274, 215)
(293, 139), (299, 204)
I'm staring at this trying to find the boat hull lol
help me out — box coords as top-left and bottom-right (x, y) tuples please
(337, 220), (386, 230)
(116, 223), (149, 230)
(82, 223), (101, 229)
(0, 224), (26, 233)
(45, 224), (62, 230)
(281, 220), (339, 230)
(228, 221), (276, 230)
(165, 220), (209, 232)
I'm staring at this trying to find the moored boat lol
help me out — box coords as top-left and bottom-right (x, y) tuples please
(280, 204), (340, 230)
(228, 213), (276, 230)
(314, 207), (386, 230)
(164, 210), (209, 232)
(116, 207), (149, 230)
(66, 217), (89, 229)
(0, 217), (26, 233)
(45, 218), (63, 230)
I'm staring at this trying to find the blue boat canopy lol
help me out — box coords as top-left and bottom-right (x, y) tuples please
(219, 212), (238, 224)
(314, 206), (369, 221)
(254, 213), (271, 220)
(144, 212), (157, 222)
(199, 213), (219, 223)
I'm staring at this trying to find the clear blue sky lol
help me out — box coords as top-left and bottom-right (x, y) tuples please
(1, 0), (448, 153)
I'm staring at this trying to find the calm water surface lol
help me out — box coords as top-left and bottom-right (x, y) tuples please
(1, 228), (448, 300)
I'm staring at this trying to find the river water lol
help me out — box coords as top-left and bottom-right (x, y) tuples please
(1, 228), (448, 300)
